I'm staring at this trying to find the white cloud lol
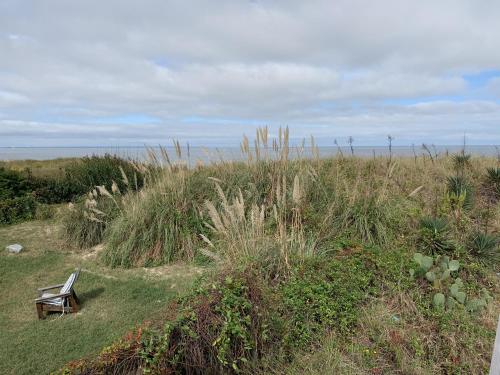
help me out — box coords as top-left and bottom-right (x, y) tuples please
(0, 0), (499, 146)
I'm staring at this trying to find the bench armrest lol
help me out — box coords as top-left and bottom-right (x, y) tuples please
(35, 292), (71, 303)
(37, 284), (64, 295)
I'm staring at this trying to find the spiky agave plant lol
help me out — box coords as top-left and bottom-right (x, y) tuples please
(446, 176), (473, 211)
(485, 167), (500, 200)
(418, 217), (454, 254)
(468, 233), (500, 266)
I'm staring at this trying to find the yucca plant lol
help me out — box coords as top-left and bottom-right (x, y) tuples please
(446, 176), (473, 211)
(418, 217), (454, 254)
(468, 233), (500, 267)
(485, 167), (500, 200)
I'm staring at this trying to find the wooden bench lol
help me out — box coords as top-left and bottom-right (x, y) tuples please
(35, 268), (81, 319)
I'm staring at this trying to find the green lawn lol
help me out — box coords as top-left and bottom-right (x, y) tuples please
(0, 220), (200, 374)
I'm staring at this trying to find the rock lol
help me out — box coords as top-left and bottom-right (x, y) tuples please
(391, 314), (401, 323)
(6, 244), (23, 253)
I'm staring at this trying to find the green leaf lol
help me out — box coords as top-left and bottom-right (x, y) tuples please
(409, 269), (415, 277)
(433, 293), (445, 310)
(455, 291), (466, 304)
(466, 299), (486, 313)
(422, 256), (434, 271)
(425, 271), (436, 282)
(447, 296), (457, 310)
(413, 253), (423, 265)
(441, 269), (451, 281)
(448, 260), (460, 272)
(450, 283), (459, 297)
(439, 256), (450, 271)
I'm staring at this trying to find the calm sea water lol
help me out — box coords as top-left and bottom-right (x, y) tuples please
(0, 145), (498, 162)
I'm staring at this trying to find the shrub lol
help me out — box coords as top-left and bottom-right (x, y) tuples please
(468, 233), (500, 267)
(0, 167), (31, 199)
(418, 217), (454, 254)
(57, 252), (378, 375)
(30, 176), (81, 204)
(0, 196), (37, 225)
(65, 154), (143, 195)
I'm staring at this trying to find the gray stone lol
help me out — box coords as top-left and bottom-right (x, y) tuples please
(6, 244), (23, 253)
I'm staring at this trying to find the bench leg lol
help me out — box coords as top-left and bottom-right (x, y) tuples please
(36, 303), (44, 319)
(69, 295), (79, 313)
(72, 290), (80, 305)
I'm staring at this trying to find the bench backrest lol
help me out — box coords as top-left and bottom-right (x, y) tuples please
(60, 272), (77, 294)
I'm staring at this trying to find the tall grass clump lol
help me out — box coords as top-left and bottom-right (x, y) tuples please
(102, 128), (312, 268)
(201, 171), (312, 278)
(65, 154), (144, 194)
(60, 155), (146, 248)
(62, 186), (123, 248)
(311, 160), (410, 246)
(102, 168), (212, 267)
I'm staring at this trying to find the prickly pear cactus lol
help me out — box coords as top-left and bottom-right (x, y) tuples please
(410, 252), (492, 313)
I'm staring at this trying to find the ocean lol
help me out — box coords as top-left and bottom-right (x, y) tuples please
(0, 145), (498, 162)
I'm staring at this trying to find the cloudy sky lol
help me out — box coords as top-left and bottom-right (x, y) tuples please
(1, 0), (500, 147)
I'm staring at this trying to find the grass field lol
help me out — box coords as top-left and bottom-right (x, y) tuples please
(0, 219), (200, 374)
(0, 158), (79, 178)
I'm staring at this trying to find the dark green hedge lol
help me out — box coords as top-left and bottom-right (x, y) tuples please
(0, 196), (37, 225)
(0, 167), (31, 200)
(0, 155), (143, 225)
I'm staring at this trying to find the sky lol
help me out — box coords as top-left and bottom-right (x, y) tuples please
(1, 0), (500, 147)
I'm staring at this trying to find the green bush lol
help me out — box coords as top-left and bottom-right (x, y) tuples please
(0, 196), (37, 225)
(65, 154), (143, 194)
(0, 167), (31, 200)
(30, 176), (81, 204)
(451, 153), (471, 175)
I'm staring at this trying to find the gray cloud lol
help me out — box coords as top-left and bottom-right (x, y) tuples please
(0, 0), (500, 146)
